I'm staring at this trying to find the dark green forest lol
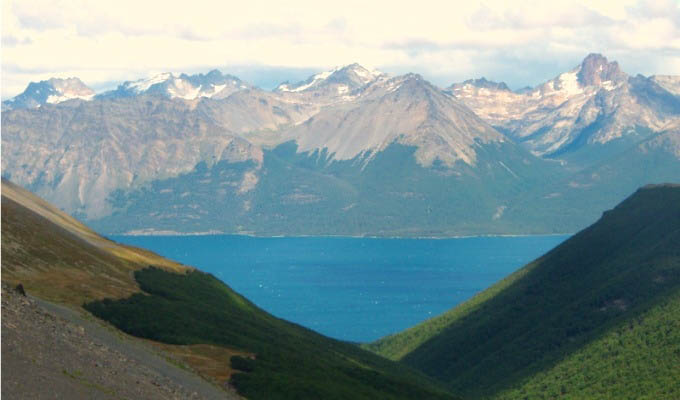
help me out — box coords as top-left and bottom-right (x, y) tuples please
(85, 267), (456, 400)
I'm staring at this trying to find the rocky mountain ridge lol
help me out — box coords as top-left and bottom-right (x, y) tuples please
(98, 70), (253, 100)
(276, 63), (384, 95)
(449, 53), (680, 158)
(2, 55), (678, 235)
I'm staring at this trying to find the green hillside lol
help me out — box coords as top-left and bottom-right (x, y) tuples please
(502, 129), (680, 234)
(2, 179), (455, 400)
(367, 184), (680, 399)
(85, 267), (455, 400)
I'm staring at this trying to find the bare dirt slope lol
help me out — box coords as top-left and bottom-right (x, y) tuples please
(1, 283), (238, 399)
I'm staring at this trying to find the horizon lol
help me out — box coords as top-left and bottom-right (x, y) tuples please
(2, 0), (679, 99)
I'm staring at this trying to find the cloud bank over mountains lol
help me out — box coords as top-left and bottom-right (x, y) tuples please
(2, 0), (679, 98)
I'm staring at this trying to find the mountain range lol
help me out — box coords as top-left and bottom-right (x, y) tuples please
(2, 54), (678, 236)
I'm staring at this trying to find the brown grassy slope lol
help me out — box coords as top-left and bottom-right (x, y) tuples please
(149, 342), (253, 384)
(1, 178), (189, 305)
(1, 179), (249, 389)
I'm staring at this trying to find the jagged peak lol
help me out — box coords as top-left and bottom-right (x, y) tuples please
(577, 53), (626, 87)
(2, 77), (95, 109)
(46, 77), (90, 87)
(359, 73), (440, 98)
(104, 70), (248, 100)
(450, 77), (511, 92)
(178, 69), (242, 83)
(23, 77), (93, 93)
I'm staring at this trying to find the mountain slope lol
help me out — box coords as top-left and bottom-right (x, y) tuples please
(1, 179), (456, 400)
(90, 136), (566, 237)
(1, 95), (265, 219)
(85, 267), (456, 400)
(367, 184), (680, 398)
(497, 126), (680, 233)
(284, 73), (504, 166)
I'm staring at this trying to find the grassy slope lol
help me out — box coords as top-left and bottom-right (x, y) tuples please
(1, 178), (188, 305)
(367, 184), (680, 399)
(1, 179), (456, 400)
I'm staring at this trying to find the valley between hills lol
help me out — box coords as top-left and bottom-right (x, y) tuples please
(2, 178), (679, 399)
(1, 53), (679, 399)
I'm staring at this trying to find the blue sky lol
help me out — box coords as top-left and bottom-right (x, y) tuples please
(2, 0), (679, 98)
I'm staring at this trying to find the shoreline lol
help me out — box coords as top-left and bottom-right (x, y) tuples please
(113, 231), (574, 240)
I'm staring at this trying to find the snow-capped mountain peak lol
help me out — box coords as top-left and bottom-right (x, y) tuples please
(448, 53), (679, 158)
(103, 70), (250, 100)
(449, 77), (511, 93)
(276, 63), (385, 93)
(539, 53), (627, 97)
(2, 77), (94, 110)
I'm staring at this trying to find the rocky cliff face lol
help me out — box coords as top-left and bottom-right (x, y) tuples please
(1, 96), (264, 219)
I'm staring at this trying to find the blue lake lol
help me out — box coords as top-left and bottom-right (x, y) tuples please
(111, 235), (568, 342)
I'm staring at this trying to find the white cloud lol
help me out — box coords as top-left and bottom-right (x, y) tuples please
(2, 0), (679, 98)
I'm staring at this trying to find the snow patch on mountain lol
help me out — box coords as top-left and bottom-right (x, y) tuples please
(555, 71), (583, 96)
(279, 69), (336, 92)
(127, 72), (174, 93)
(46, 93), (95, 104)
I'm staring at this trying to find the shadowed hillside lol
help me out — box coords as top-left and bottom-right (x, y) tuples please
(367, 184), (680, 399)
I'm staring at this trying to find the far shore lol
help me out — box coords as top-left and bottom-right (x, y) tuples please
(114, 230), (573, 240)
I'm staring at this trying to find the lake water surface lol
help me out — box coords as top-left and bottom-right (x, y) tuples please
(112, 235), (568, 342)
